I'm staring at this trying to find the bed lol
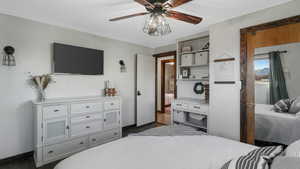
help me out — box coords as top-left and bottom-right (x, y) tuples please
(55, 133), (256, 169)
(255, 104), (300, 145)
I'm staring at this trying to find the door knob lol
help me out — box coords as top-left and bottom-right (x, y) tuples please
(137, 91), (141, 96)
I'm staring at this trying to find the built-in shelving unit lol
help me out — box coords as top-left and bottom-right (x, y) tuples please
(178, 49), (209, 55)
(176, 36), (210, 84)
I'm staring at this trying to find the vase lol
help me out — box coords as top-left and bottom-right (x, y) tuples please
(39, 88), (46, 102)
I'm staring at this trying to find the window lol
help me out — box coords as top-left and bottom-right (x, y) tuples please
(254, 59), (270, 82)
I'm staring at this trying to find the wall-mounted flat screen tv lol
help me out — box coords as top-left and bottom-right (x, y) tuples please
(53, 43), (104, 75)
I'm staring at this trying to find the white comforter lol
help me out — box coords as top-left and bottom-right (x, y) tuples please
(55, 135), (256, 169)
(255, 104), (300, 145)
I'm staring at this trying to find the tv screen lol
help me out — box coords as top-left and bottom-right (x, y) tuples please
(53, 43), (104, 75)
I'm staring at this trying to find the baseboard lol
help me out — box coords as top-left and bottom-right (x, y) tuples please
(0, 151), (33, 164)
(122, 124), (137, 130)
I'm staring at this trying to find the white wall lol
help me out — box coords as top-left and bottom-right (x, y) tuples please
(0, 13), (153, 159)
(255, 42), (300, 99)
(255, 82), (270, 104)
(209, 0), (300, 140)
(154, 44), (176, 54)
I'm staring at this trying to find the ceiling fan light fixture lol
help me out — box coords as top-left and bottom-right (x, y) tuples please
(143, 13), (171, 36)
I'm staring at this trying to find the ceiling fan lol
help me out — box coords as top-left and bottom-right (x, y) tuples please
(109, 0), (203, 36)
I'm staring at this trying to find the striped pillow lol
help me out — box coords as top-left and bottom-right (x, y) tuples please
(220, 146), (283, 169)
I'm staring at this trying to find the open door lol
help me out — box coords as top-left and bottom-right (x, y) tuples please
(135, 54), (155, 126)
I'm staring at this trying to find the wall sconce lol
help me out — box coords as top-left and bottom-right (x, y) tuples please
(119, 60), (126, 73)
(2, 46), (16, 66)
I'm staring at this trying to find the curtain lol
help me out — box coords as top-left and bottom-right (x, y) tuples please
(269, 51), (289, 104)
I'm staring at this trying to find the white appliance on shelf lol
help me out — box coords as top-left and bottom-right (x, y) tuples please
(33, 96), (122, 167)
(171, 98), (209, 131)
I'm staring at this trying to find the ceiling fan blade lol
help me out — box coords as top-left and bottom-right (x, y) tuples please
(109, 12), (149, 21)
(163, 0), (192, 8)
(166, 10), (202, 24)
(134, 0), (155, 9)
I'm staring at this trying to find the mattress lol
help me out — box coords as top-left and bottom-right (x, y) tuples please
(255, 104), (300, 145)
(55, 135), (256, 169)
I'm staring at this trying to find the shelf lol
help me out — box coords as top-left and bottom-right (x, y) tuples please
(175, 121), (207, 130)
(180, 64), (208, 68)
(177, 78), (208, 81)
(179, 49), (209, 55)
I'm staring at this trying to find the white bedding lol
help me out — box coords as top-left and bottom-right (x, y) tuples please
(55, 135), (256, 169)
(255, 104), (300, 145)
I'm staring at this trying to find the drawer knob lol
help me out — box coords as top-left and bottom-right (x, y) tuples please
(86, 106), (90, 109)
(92, 138), (97, 142)
(66, 126), (70, 130)
(86, 126), (90, 129)
(54, 109), (59, 112)
(114, 132), (118, 135)
(48, 150), (54, 154)
(110, 103), (114, 105)
(86, 116), (90, 118)
(79, 142), (84, 145)
(104, 119), (106, 122)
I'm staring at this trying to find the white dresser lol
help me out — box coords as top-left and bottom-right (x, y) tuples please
(171, 98), (209, 132)
(32, 96), (122, 167)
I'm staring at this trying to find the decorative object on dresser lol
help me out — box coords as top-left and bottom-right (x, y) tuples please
(2, 45), (16, 66)
(32, 96), (122, 167)
(171, 98), (209, 132)
(104, 80), (117, 96)
(30, 74), (54, 101)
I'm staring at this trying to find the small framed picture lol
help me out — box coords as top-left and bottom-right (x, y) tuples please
(181, 68), (190, 79)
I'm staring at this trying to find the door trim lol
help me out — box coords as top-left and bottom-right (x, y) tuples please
(161, 59), (176, 113)
(153, 51), (177, 122)
(240, 15), (300, 144)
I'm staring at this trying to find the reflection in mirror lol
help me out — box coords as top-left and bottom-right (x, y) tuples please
(254, 42), (300, 146)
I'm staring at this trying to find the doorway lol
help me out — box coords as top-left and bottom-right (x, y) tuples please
(153, 51), (177, 125)
(240, 15), (300, 144)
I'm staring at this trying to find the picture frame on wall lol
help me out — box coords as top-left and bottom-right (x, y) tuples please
(181, 67), (190, 79)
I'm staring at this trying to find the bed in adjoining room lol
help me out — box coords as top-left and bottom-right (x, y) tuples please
(255, 104), (300, 145)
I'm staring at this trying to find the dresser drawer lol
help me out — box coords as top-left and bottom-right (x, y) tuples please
(71, 120), (103, 137)
(189, 104), (209, 114)
(89, 128), (120, 147)
(43, 105), (68, 119)
(71, 113), (103, 124)
(173, 102), (188, 110)
(44, 137), (88, 162)
(104, 100), (120, 110)
(71, 102), (103, 115)
(189, 104), (201, 112)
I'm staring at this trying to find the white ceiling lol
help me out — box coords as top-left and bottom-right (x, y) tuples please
(0, 0), (292, 48)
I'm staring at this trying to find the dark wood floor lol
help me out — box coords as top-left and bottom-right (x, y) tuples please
(0, 123), (158, 169)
